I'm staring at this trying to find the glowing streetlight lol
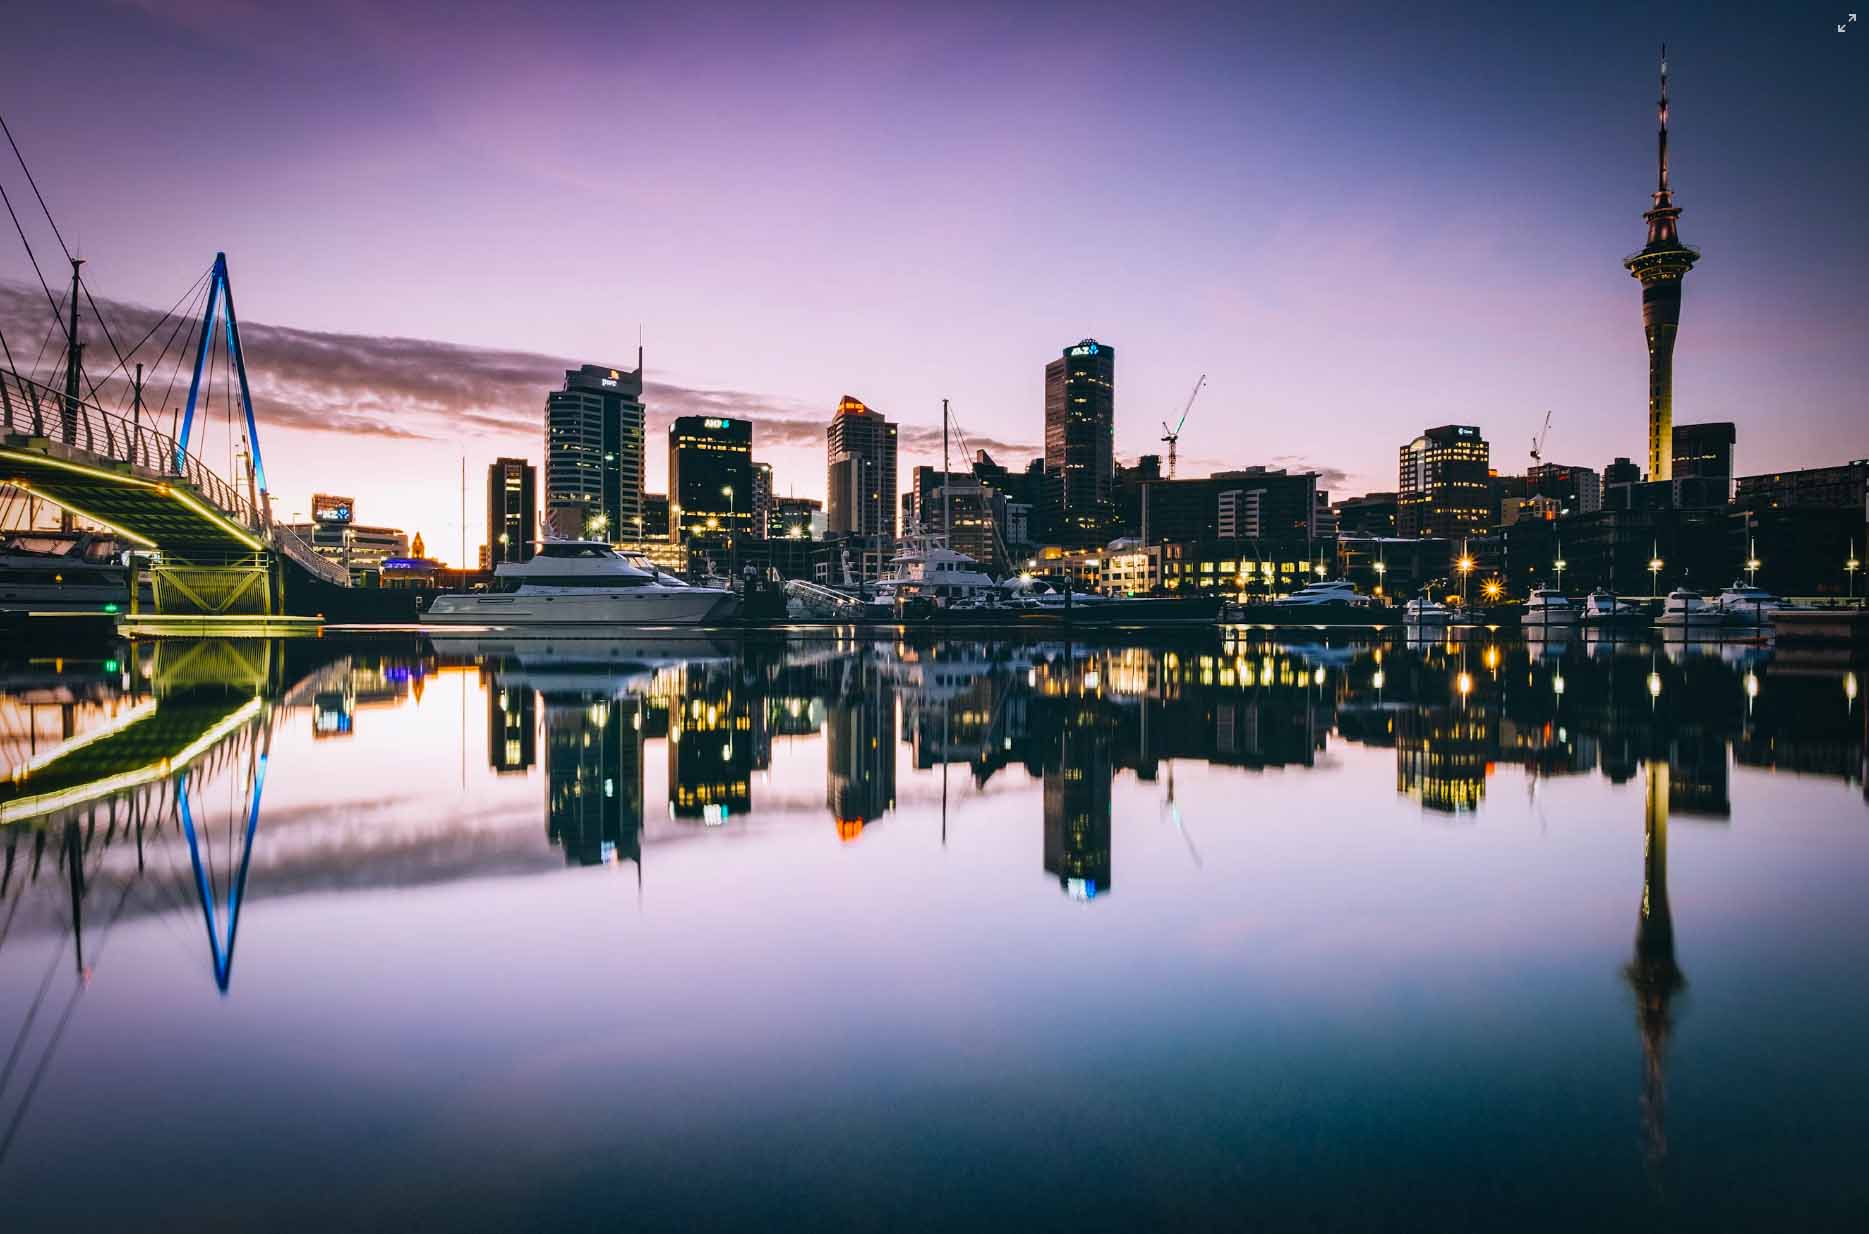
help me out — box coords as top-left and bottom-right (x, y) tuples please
(1745, 555), (1761, 584)
(1648, 556), (1664, 598)
(1848, 545), (1861, 605)
(1482, 578), (1503, 602)
(1457, 547), (1475, 606)
(1373, 558), (1387, 600)
(1554, 557), (1567, 592)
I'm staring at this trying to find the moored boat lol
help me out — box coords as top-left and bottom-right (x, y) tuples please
(424, 540), (737, 626)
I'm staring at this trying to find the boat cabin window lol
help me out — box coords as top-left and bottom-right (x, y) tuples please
(491, 573), (652, 592)
(537, 543), (619, 560)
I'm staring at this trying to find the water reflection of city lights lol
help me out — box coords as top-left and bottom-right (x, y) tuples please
(1744, 672), (1759, 700)
(1457, 672), (1473, 697)
(1648, 671), (1663, 699)
(1371, 670), (1385, 690)
(1553, 673), (1566, 695)
(1847, 672), (1859, 703)
(1313, 666), (1325, 686)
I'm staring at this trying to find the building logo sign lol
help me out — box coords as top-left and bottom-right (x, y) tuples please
(1069, 342), (1100, 357)
(312, 493), (354, 524)
(704, 417), (733, 429)
(600, 378), (618, 388)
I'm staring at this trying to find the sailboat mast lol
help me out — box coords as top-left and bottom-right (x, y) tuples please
(942, 398), (950, 542)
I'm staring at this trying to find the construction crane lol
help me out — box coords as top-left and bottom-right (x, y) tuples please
(1161, 374), (1206, 480)
(1530, 409), (1552, 468)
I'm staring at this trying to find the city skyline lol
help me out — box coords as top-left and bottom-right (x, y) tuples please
(2, 5), (1865, 559)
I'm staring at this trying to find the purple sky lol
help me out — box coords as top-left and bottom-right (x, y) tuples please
(3, 2), (1865, 559)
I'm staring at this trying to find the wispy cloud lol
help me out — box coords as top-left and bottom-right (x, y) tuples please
(0, 282), (1037, 463)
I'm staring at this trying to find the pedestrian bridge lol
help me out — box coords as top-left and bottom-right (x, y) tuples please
(1, 253), (351, 616)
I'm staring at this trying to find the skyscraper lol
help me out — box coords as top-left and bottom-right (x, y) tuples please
(1397, 425), (1490, 538)
(668, 416), (753, 542)
(485, 457), (535, 564)
(544, 355), (644, 540)
(750, 461), (774, 540)
(1624, 49), (1700, 483)
(826, 395), (898, 538)
(1044, 339), (1115, 536)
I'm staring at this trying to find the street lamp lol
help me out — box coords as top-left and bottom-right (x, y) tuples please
(1483, 578), (1503, 602)
(1373, 558), (1387, 600)
(1554, 557), (1567, 592)
(1457, 550), (1475, 605)
(722, 485), (736, 574)
(1648, 555), (1664, 598)
(1847, 543), (1861, 606)
(1745, 554), (1761, 585)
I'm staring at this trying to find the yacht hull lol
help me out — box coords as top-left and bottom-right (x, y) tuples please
(422, 588), (737, 627)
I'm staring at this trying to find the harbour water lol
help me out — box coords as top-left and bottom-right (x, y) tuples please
(2, 630), (1866, 1231)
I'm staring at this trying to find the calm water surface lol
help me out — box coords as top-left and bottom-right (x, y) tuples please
(2, 630), (1866, 1231)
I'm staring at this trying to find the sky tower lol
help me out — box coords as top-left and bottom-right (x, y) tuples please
(1624, 46), (1700, 483)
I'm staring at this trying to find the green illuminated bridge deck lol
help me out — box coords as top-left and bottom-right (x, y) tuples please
(2, 365), (349, 609)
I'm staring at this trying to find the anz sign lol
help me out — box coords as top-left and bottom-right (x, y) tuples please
(1069, 341), (1101, 357)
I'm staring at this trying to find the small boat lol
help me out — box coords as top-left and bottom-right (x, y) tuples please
(0, 531), (131, 612)
(1522, 586), (1578, 627)
(1581, 589), (1647, 629)
(1272, 579), (1372, 609)
(1714, 581), (1784, 626)
(1655, 589), (1727, 632)
(424, 540), (737, 626)
(1403, 596), (1453, 628)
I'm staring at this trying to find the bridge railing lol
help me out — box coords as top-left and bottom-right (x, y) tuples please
(2, 366), (266, 532)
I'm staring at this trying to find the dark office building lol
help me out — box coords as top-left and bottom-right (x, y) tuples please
(1335, 492), (1399, 537)
(1398, 425), (1491, 539)
(1673, 422), (1736, 505)
(544, 356), (644, 541)
(826, 396), (898, 538)
(1044, 339), (1116, 538)
(1527, 463), (1602, 515)
(750, 462), (774, 540)
(1735, 459), (1869, 512)
(486, 457), (536, 564)
(669, 416), (753, 542)
(770, 495), (822, 539)
(640, 492), (670, 541)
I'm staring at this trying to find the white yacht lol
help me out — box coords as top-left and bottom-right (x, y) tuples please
(1655, 589), (1723, 631)
(1403, 596), (1453, 628)
(1581, 589), (1647, 629)
(1272, 580), (1372, 609)
(1522, 587), (1578, 628)
(424, 541), (737, 626)
(0, 531), (130, 612)
(1714, 581), (1784, 626)
(867, 538), (1001, 614)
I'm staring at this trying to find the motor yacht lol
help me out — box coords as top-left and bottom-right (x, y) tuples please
(0, 531), (130, 612)
(1581, 589), (1647, 629)
(867, 538), (1002, 615)
(1655, 589), (1724, 632)
(1272, 579), (1372, 609)
(1522, 586), (1578, 628)
(1714, 581), (1785, 626)
(1403, 596), (1453, 628)
(424, 540), (737, 626)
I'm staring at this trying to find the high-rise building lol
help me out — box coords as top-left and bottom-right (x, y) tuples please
(826, 395), (898, 538)
(485, 457), (535, 564)
(668, 416), (753, 542)
(640, 492), (670, 540)
(544, 355), (644, 541)
(750, 462), (774, 540)
(770, 495), (823, 539)
(1672, 422), (1736, 504)
(1624, 51), (1700, 482)
(1397, 425), (1491, 539)
(1044, 339), (1116, 537)
(1527, 463), (1603, 515)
